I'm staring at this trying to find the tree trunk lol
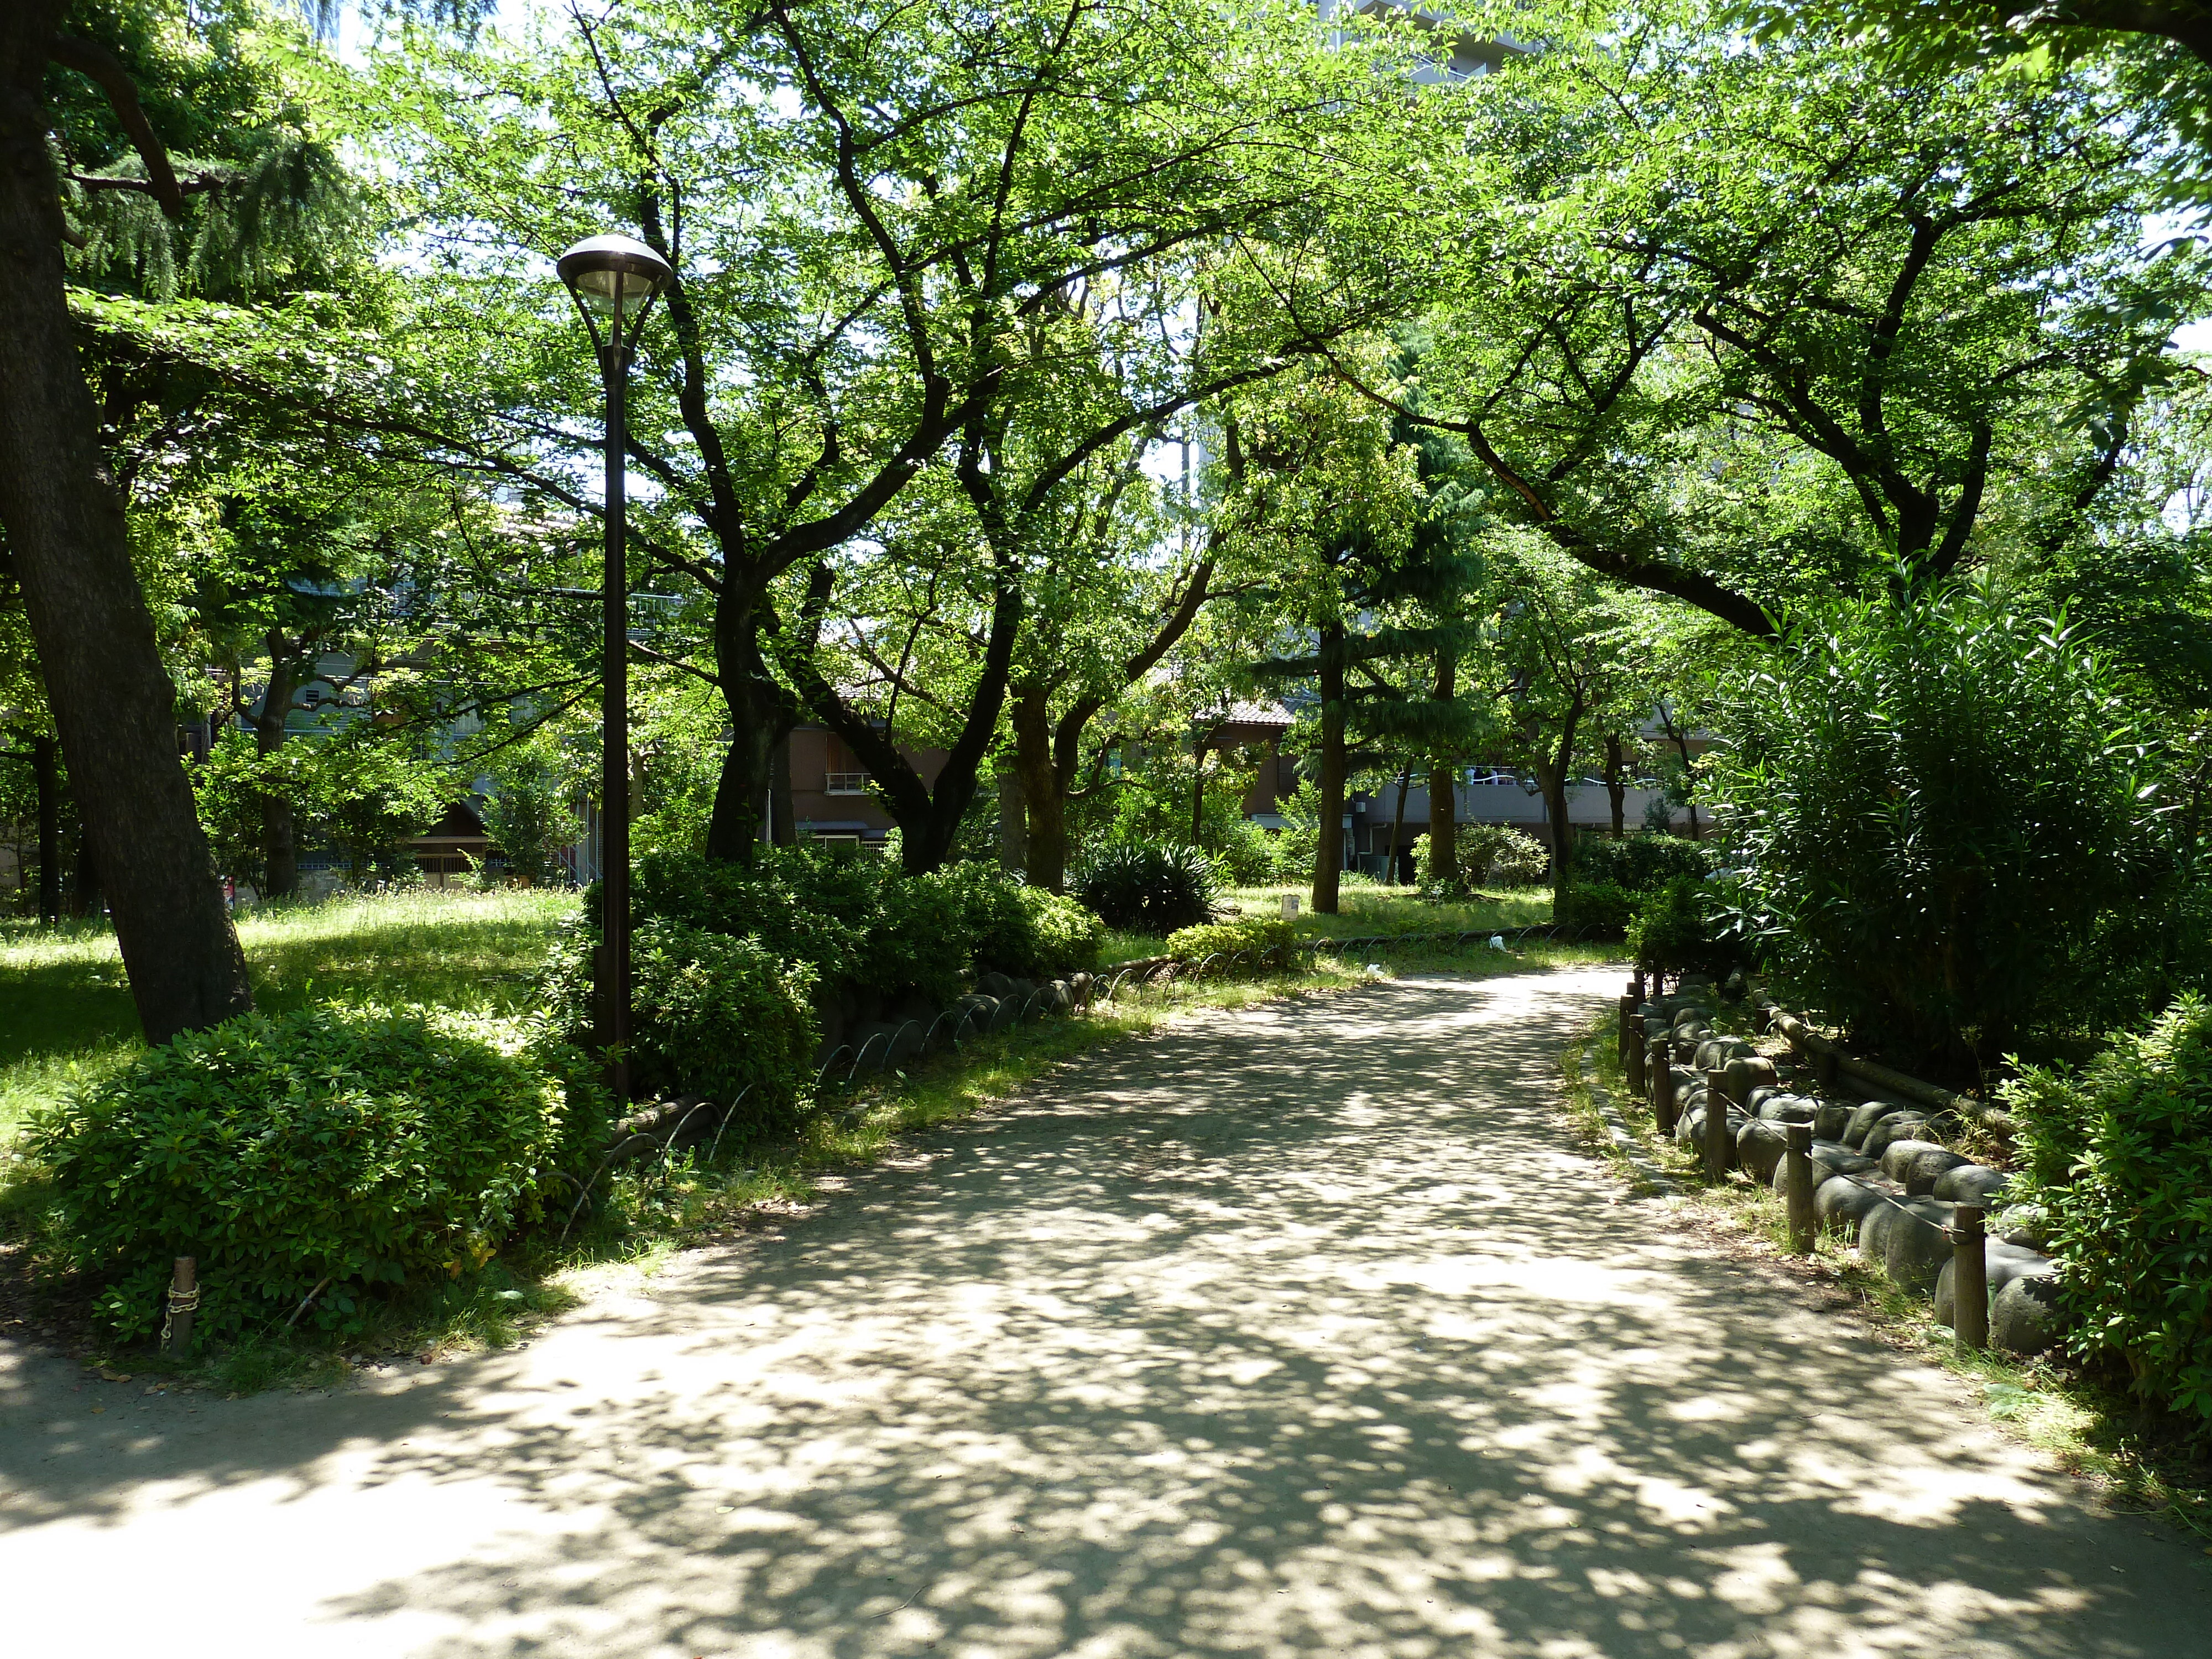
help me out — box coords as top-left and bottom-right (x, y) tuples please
(997, 766), (1027, 872)
(1428, 649), (1457, 892)
(0, 9), (251, 1041)
(705, 589), (781, 862)
(1387, 763), (1411, 885)
(33, 733), (60, 925)
(1013, 687), (1070, 891)
(1312, 624), (1346, 916)
(1427, 760), (1457, 893)
(1604, 732), (1627, 839)
(256, 640), (300, 899)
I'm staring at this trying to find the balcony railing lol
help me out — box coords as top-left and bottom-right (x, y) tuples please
(825, 771), (871, 795)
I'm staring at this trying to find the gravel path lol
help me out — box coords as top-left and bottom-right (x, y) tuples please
(3, 967), (2208, 1657)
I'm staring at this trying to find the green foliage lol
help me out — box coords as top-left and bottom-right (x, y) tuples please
(1270, 778), (1325, 882)
(1456, 823), (1551, 889)
(1162, 916), (1297, 963)
(191, 727), (447, 888)
(1626, 876), (1736, 981)
(1707, 586), (2167, 1065)
(627, 922), (818, 1133)
(1574, 832), (1713, 893)
(1556, 881), (1637, 939)
(23, 1004), (604, 1342)
(1071, 842), (1220, 935)
(2005, 996), (2212, 1430)
(480, 744), (578, 886)
(929, 864), (1105, 979)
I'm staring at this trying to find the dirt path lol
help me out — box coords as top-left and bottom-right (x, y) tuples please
(3, 968), (2206, 1657)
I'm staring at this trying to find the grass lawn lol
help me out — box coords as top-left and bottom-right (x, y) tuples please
(1100, 880), (1556, 963)
(0, 889), (578, 1145)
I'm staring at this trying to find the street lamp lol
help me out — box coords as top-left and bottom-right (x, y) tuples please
(559, 232), (672, 1099)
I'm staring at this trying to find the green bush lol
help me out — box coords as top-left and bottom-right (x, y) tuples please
(1575, 832), (1711, 893)
(1072, 842), (1219, 933)
(1020, 887), (1107, 977)
(1457, 822), (1550, 888)
(1556, 880), (1637, 938)
(1163, 915), (1297, 963)
(24, 1005), (605, 1343)
(2004, 995), (2212, 1429)
(1706, 585), (2166, 1066)
(1626, 877), (1736, 980)
(627, 920), (820, 1131)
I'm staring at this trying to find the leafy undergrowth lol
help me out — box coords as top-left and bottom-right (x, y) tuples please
(1567, 1007), (2212, 1548)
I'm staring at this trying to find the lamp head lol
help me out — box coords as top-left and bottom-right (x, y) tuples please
(557, 233), (674, 320)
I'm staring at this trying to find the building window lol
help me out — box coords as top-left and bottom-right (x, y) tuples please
(826, 771), (870, 795)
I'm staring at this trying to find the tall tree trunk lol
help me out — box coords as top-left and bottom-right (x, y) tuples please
(33, 733), (60, 925)
(0, 8), (251, 1041)
(1312, 624), (1347, 916)
(706, 588), (780, 863)
(1011, 688), (1068, 891)
(997, 765), (1027, 872)
(1603, 732), (1627, 839)
(256, 640), (300, 899)
(1428, 650), (1457, 893)
(1387, 763), (1411, 885)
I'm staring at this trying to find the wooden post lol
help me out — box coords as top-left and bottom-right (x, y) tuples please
(1953, 1205), (1987, 1353)
(1631, 971), (1647, 1004)
(1651, 1044), (1676, 1135)
(1625, 1025), (1646, 1097)
(1618, 993), (1637, 1067)
(1703, 1067), (1731, 1181)
(165, 1256), (197, 1357)
(1784, 1124), (1816, 1253)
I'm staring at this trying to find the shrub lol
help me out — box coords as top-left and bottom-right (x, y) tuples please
(481, 745), (580, 886)
(2004, 995), (2212, 1430)
(1705, 584), (2164, 1067)
(1072, 842), (1218, 933)
(627, 921), (820, 1131)
(929, 863), (1104, 979)
(1574, 832), (1711, 893)
(1021, 888), (1108, 977)
(1163, 915), (1298, 963)
(1217, 818), (1281, 886)
(1456, 822), (1549, 888)
(1556, 880), (1636, 938)
(1626, 877), (1736, 981)
(25, 1005), (606, 1342)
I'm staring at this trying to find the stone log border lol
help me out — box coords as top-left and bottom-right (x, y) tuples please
(1618, 975), (2060, 1361)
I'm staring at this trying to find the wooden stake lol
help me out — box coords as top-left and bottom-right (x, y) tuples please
(165, 1256), (197, 1357)
(1703, 1067), (1731, 1181)
(1953, 1205), (1988, 1353)
(1784, 1124), (1816, 1253)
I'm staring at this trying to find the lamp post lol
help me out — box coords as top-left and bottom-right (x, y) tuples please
(558, 233), (672, 1098)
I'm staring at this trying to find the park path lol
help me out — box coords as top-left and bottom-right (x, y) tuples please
(2, 968), (2208, 1658)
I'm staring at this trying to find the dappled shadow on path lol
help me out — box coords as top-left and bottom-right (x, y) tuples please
(4, 970), (2208, 1656)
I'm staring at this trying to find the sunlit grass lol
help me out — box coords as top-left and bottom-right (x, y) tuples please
(0, 889), (578, 1143)
(1099, 880), (1557, 963)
